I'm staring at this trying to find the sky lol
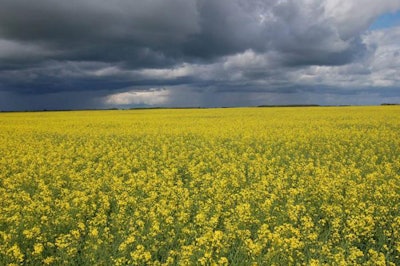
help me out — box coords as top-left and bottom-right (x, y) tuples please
(0, 0), (400, 110)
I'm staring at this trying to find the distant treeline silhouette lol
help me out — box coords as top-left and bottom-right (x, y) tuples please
(257, 104), (321, 107)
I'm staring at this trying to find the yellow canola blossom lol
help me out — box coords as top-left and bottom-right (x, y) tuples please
(0, 106), (400, 265)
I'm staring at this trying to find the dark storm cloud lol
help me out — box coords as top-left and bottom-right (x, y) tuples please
(0, 0), (370, 68)
(0, 0), (400, 110)
(0, 0), (199, 67)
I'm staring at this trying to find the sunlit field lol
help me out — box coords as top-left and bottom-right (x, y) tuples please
(1, 106), (399, 265)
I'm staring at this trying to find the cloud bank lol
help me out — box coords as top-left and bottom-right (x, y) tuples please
(0, 0), (399, 110)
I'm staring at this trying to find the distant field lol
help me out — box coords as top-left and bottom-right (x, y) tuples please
(1, 107), (399, 265)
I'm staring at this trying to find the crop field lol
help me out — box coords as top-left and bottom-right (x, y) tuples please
(0, 106), (399, 265)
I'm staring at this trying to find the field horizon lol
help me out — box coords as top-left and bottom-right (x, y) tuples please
(1, 103), (399, 114)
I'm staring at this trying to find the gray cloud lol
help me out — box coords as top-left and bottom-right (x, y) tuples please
(0, 0), (377, 66)
(0, 0), (400, 110)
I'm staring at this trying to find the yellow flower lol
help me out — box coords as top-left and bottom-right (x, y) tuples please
(90, 228), (98, 237)
(7, 244), (24, 263)
(218, 257), (229, 265)
(1, 106), (399, 265)
(32, 243), (44, 256)
(43, 256), (55, 265)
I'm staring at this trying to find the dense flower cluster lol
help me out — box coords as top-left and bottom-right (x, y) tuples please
(0, 107), (399, 265)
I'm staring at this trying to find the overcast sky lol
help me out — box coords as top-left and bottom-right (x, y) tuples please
(1, 0), (400, 110)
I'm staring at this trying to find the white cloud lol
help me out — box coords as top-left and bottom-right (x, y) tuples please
(223, 49), (272, 69)
(137, 64), (194, 79)
(227, 26), (400, 90)
(323, 0), (400, 38)
(104, 88), (170, 105)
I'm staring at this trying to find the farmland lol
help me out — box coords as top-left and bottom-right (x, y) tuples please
(0, 106), (400, 265)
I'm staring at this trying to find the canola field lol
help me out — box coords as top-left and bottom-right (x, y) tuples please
(0, 106), (400, 265)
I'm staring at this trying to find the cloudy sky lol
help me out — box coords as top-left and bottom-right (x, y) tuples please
(0, 0), (400, 110)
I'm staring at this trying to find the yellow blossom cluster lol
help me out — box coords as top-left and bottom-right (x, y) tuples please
(0, 106), (399, 265)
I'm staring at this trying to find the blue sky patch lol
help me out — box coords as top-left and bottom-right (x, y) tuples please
(370, 10), (400, 30)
